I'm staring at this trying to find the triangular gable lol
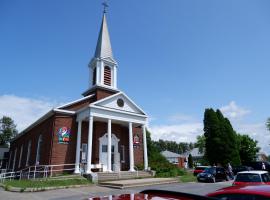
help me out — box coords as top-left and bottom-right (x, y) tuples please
(91, 92), (146, 116)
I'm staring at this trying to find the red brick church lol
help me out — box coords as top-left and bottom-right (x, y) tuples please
(8, 10), (149, 174)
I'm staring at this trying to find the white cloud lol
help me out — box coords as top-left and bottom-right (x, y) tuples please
(220, 101), (250, 120)
(0, 95), (60, 131)
(149, 123), (203, 143)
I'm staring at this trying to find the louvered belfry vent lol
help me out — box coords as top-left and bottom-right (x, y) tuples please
(104, 66), (111, 86)
(93, 67), (97, 85)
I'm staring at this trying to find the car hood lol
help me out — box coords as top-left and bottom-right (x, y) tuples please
(198, 173), (212, 177)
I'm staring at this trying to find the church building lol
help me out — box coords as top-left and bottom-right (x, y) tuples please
(8, 9), (149, 174)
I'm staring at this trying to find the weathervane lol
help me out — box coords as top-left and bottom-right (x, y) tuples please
(102, 1), (109, 13)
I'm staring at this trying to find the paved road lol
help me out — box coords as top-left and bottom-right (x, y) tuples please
(0, 181), (233, 200)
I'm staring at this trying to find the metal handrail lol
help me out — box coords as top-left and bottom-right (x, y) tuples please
(0, 163), (77, 182)
(134, 166), (139, 178)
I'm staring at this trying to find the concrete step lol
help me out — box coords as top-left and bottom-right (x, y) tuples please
(99, 178), (179, 189)
(97, 171), (153, 182)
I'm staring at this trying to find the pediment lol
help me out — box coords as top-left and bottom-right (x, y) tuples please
(91, 92), (146, 116)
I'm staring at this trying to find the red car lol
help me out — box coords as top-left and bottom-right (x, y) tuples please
(233, 171), (270, 186)
(207, 185), (270, 199)
(91, 190), (216, 200)
(193, 166), (209, 176)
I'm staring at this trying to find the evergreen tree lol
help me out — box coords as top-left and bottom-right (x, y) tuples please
(203, 109), (241, 166)
(0, 116), (18, 146)
(188, 154), (193, 168)
(204, 108), (223, 165)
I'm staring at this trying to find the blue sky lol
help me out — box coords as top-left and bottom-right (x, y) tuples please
(0, 1), (270, 152)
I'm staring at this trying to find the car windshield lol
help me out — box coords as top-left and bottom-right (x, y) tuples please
(235, 173), (262, 182)
(203, 168), (215, 174)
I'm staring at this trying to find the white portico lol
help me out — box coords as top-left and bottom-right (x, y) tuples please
(74, 92), (148, 174)
(73, 9), (149, 174)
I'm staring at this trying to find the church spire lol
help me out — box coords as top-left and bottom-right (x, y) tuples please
(94, 11), (114, 60)
(85, 2), (118, 94)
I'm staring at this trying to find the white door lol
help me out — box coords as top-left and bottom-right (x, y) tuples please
(99, 133), (120, 172)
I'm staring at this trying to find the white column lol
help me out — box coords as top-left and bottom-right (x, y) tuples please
(75, 120), (82, 174)
(107, 119), (112, 172)
(142, 125), (149, 170)
(129, 122), (135, 171)
(86, 116), (93, 174)
(101, 63), (104, 85)
(113, 66), (117, 88)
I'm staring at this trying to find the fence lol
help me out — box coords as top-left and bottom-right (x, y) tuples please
(0, 163), (76, 182)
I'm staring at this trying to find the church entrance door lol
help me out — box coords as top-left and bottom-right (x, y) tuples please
(99, 133), (120, 172)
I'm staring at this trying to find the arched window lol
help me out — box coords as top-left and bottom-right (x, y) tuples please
(18, 145), (23, 168)
(26, 140), (31, 166)
(104, 66), (111, 86)
(36, 135), (43, 165)
(93, 67), (97, 85)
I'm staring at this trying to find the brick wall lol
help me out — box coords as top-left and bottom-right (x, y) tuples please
(9, 115), (54, 171)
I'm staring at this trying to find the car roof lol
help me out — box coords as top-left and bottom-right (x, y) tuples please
(207, 185), (270, 197)
(237, 170), (268, 175)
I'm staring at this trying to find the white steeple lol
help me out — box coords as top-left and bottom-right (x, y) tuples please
(88, 9), (118, 90)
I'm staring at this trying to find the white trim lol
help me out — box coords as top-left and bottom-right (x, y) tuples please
(53, 109), (76, 115)
(91, 92), (147, 116)
(56, 95), (94, 109)
(90, 106), (147, 125)
(90, 105), (148, 118)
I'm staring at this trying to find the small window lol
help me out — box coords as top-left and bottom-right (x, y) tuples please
(102, 145), (108, 152)
(104, 66), (111, 86)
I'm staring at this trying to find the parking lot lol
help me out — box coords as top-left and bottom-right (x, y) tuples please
(0, 181), (233, 200)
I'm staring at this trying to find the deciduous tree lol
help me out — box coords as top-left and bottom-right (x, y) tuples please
(0, 116), (18, 146)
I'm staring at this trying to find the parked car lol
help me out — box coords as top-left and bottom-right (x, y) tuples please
(232, 165), (253, 175)
(232, 171), (270, 186)
(207, 185), (270, 199)
(244, 161), (270, 172)
(197, 167), (229, 183)
(193, 166), (209, 176)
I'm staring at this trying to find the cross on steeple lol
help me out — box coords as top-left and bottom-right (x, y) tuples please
(102, 1), (109, 13)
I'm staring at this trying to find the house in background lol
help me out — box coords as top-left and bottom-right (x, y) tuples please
(189, 148), (204, 166)
(0, 146), (9, 170)
(161, 150), (188, 168)
(256, 152), (268, 162)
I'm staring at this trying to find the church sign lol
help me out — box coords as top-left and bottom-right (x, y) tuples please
(57, 127), (71, 144)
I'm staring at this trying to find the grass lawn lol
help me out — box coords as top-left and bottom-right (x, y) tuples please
(179, 172), (197, 183)
(2, 178), (92, 191)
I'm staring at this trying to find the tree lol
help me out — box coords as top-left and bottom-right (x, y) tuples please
(237, 134), (260, 163)
(267, 118), (270, 132)
(203, 109), (241, 166)
(0, 116), (18, 146)
(195, 135), (205, 154)
(188, 154), (193, 168)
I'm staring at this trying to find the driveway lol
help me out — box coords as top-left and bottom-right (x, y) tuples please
(0, 181), (233, 200)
